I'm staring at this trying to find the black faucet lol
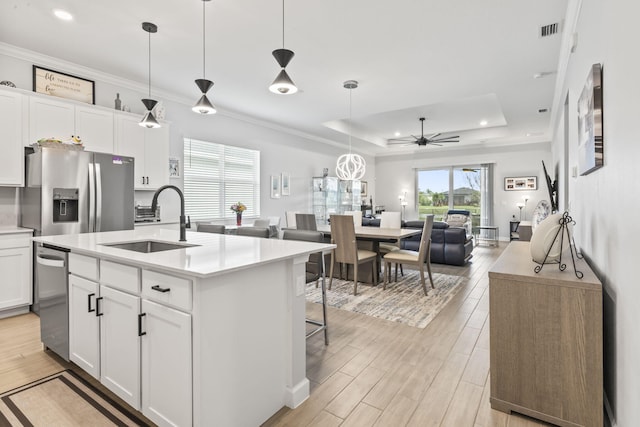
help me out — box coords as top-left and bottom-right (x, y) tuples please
(151, 185), (190, 242)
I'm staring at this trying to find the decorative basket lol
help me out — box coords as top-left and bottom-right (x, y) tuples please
(32, 141), (85, 152)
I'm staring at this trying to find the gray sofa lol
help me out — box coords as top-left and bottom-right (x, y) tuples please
(361, 217), (473, 266)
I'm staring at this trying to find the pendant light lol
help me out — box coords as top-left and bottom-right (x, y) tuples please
(336, 80), (366, 180)
(139, 22), (161, 129)
(269, 0), (298, 95)
(192, 0), (217, 114)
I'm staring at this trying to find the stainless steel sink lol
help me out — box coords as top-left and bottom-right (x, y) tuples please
(101, 240), (199, 253)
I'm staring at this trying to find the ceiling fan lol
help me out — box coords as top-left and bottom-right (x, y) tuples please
(387, 117), (459, 147)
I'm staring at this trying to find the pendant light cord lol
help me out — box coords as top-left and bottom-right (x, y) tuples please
(348, 87), (353, 154)
(147, 30), (151, 98)
(282, 0), (285, 48)
(202, 0), (206, 78)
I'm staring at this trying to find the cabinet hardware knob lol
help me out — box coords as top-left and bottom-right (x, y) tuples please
(151, 284), (171, 293)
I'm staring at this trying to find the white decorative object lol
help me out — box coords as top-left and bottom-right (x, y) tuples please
(335, 80), (366, 180)
(336, 153), (366, 180)
(531, 200), (551, 232)
(530, 213), (566, 263)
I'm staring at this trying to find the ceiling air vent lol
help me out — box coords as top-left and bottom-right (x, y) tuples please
(540, 22), (561, 37)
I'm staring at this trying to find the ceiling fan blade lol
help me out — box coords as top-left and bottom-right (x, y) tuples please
(387, 138), (414, 142)
(387, 139), (415, 145)
(429, 143), (443, 147)
(427, 132), (441, 139)
(430, 139), (459, 144)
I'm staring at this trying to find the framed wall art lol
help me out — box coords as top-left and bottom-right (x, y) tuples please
(270, 175), (281, 199)
(33, 65), (95, 104)
(169, 157), (180, 178)
(577, 63), (604, 175)
(504, 176), (537, 191)
(281, 173), (290, 196)
(360, 181), (368, 197)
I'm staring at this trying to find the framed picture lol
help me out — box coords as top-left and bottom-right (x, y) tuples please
(504, 176), (537, 191)
(270, 175), (281, 199)
(33, 65), (95, 104)
(169, 157), (180, 178)
(577, 63), (604, 175)
(281, 173), (290, 196)
(360, 181), (368, 196)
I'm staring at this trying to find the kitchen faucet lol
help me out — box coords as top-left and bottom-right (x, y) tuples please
(151, 185), (190, 241)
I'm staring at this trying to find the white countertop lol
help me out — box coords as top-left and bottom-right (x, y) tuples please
(33, 228), (334, 279)
(0, 226), (33, 235)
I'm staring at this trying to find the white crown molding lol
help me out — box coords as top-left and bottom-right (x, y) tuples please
(0, 42), (355, 153)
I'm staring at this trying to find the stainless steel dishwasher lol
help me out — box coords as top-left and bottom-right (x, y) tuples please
(36, 243), (70, 361)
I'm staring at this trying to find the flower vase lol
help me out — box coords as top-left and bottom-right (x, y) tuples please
(236, 213), (242, 226)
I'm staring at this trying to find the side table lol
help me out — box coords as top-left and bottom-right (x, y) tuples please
(475, 225), (499, 246)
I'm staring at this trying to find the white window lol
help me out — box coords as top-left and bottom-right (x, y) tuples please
(183, 138), (260, 221)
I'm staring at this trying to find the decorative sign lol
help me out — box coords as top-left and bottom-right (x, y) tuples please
(33, 65), (95, 104)
(504, 176), (537, 191)
(577, 63), (604, 175)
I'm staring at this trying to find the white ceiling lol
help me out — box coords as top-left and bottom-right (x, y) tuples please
(0, 0), (568, 156)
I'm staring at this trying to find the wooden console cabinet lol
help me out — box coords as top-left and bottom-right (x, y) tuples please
(488, 242), (602, 427)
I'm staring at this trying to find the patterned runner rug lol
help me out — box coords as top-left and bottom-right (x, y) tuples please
(0, 370), (149, 426)
(306, 269), (464, 329)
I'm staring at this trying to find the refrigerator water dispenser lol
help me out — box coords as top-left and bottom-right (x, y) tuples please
(53, 188), (79, 222)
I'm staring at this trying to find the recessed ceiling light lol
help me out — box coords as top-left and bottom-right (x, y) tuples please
(479, 120), (488, 126)
(394, 131), (401, 137)
(53, 9), (73, 21)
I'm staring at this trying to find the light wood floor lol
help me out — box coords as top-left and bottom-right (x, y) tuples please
(0, 243), (550, 426)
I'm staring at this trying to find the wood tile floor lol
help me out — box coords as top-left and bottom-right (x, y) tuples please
(0, 243), (551, 426)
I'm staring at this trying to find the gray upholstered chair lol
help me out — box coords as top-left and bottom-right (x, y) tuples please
(282, 229), (328, 344)
(197, 223), (226, 234)
(236, 227), (270, 238)
(295, 213), (317, 231)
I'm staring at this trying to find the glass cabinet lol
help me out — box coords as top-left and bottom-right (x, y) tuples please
(312, 177), (361, 225)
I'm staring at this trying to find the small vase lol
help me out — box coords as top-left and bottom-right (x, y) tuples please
(236, 213), (242, 226)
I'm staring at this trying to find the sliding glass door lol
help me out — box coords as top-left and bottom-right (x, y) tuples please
(417, 165), (493, 229)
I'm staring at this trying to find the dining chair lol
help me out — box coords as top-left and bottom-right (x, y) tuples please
(379, 211), (403, 276)
(383, 214), (435, 296)
(282, 229), (329, 345)
(253, 218), (270, 228)
(344, 210), (363, 227)
(236, 227), (270, 238)
(329, 215), (377, 295)
(285, 211), (299, 228)
(295, 213), (318, 231)
(197, 223), (226, 234)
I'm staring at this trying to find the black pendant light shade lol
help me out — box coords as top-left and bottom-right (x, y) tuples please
(270, 0), (298, 95)
(193, 0), (217, 115)
(139, 22), (161, 129)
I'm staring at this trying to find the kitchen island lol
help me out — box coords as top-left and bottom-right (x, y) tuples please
(34, 227), (334, 427)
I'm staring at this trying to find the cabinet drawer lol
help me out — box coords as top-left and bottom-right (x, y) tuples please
(142, 270), (192, 311)
(69, 253), (99, 281)
(101, 260), (139, 294)
(0, 233), (31, 250)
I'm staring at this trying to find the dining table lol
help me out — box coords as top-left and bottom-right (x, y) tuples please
(316, 224), (423, 281)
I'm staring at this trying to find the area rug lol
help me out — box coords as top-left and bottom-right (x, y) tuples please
(0, 370), (149, 426)
(306, 269), (464, 328)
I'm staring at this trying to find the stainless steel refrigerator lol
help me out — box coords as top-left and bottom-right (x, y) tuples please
(20, 147), (134, 360)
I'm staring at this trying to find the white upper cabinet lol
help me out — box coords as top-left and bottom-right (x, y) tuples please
(28, 96), (75, 144)
(115, 113), (169, 190)
(75, 106), (114, 153)
(0, 88), (26, 186)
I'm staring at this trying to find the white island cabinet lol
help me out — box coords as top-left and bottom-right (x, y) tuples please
(0, 229), (33, 318)
(39, 227), (333, 427)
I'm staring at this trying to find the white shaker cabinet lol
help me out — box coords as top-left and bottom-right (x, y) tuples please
(68, 274), (100, 378)
(99, 284), (142, 410)
(141, 299), (192, 427)
(28, 96), (75, 144)
(75, 106), (114, 153)
(0, 232), (32, 317)
(0, 89), (26, 186)
(115, 114), (169, 190)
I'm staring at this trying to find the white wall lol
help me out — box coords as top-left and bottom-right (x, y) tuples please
(374, 143), (551, 240)
(551, 0), (640, 425)
(0, 46), (375, 226)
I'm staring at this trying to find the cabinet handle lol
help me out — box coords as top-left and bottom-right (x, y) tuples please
(146, 176), (150, 185)
(96, 296), (104, 317)
(88, 293), (96, 313)
(142, 177), (145, 185)
(151, 284), (171, 293)
(138, 313), (146, 336)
